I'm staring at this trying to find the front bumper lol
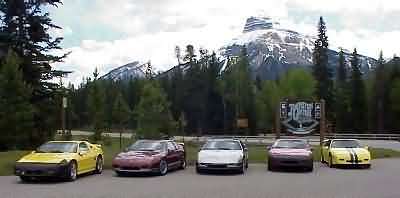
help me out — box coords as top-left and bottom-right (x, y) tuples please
(112, 159), (159, 173)
(15, 163), (69, 177)
(269, 155), (313, 168)
(196, 162), (243, 171)
(333, 156), (371, 165)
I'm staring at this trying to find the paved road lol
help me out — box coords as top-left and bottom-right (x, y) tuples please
(1, 159), (400, 198)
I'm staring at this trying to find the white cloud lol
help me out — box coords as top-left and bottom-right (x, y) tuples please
(53, 0), (400, 84)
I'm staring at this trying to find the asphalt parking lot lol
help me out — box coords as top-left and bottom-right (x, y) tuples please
(1, 159), (400, 198)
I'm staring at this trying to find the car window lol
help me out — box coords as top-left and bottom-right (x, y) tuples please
(331, 140), (361, 148)
(167, 142), (176, 151)
(36, 142), (78, 153)
(323, 140), (331, 147)
(202, 140), (242, 150)
(79, 142), (89, 152)
(273, 140), (308, 149)
(127, 141), (163, 151)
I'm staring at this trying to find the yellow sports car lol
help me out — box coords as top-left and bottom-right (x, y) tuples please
(321, 139), (371, 168)
(15, 141), (104, 181)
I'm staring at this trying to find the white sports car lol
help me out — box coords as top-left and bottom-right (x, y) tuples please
(196, 139), (248, 174)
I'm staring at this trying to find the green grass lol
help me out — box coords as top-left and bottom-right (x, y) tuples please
(1, 137), (400, 176)
(0, 150), (31, 176)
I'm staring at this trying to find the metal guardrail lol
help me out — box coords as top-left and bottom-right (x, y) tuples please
(174, 133), (400, 144)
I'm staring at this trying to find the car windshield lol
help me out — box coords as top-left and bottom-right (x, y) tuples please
(331, 140), (361, 148)
(127, 141), (163, 151)
(36, 142), (78, 153)
(273, 140), (308, 149)
(202, 140), (242, 150)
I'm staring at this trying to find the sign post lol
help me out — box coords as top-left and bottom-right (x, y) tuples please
(278, 100), (325, 138)
(319, 99), (326, 147)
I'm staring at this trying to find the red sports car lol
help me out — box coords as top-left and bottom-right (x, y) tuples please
(267, 139), (314, 172)
(112, 140), (186, 176)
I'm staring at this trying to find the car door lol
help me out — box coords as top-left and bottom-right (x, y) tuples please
(78, 142), (92, 172)
(239, 141), (248, 164)
(173, 142), (185, 162)
(86, 143), (99, 170)
(166, 141), (179, 167)
(321, 140), (331, 161)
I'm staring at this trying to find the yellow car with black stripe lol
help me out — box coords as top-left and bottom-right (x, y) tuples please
(321, 139), (371, 168)
(15, 141), (104, 182)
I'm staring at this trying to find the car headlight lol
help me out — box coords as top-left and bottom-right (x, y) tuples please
(59, 159), (68, 165)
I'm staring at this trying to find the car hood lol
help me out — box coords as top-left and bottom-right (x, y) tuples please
(198, 150), (243, 164)
(331, 148), (370, 156)
(269, 148), (312, 156)
(114, 151), (162, 160)
(17, 152), (74, 163)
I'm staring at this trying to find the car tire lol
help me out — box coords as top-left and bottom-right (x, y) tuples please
(67, 161), (77, 181)
(158, 160), (168, 176)
(94, 155), (103, 174)
(115, 171), (124, 177)
(196, 166), (202, 174)
(19, 176), (32, 182)
(306, 162), (314, 172)
(328, 155), (334, 168)
(267, 161), (273, 171)
(239, 161), (246, 174)
(179, 159), (186, 170)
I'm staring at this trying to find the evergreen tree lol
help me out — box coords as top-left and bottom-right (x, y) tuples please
(112, 92), (131, 142)
(0, 51), (33, 150)
(135, 81), (175, 139)
(349, 48), (367, 132)
(182, 45), (206, 135)
(312, 17), (334, 116)
(375, 51), (386, 131)
(335, 49), (350, 131)
(87, 68), (106, 141)
(0, 0), (69, 147)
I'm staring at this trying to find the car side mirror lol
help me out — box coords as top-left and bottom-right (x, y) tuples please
(364, 146), (370, 151)
(267, 146), (271, 150)
(79, 151), (87, 156)
(243, 147), (248, 152)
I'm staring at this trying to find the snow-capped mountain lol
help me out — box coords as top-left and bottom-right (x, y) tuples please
(102, 16), (378, 81)
(220, 16), (377, 79)
(101, 61), (146, 81)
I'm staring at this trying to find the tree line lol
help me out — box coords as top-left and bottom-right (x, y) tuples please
(0, 0), (399, 150)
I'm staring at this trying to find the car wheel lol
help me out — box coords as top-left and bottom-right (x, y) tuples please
(306, 162), (314, 172)
(95, 156), (103, 174)
(19, 176), (32, 182)
(328, 155), (334, 168)
(196, 166), (202, 174)
(179, 159), (186, 170)
(267, 160), (273, 171)
(158, 160), (168, 176)
(115, 171), (124, 177)
(67, 161), (77, 181)
(239, 161), (246, 174)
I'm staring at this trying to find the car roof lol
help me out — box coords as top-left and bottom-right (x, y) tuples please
(206, 138), (240, 142)
(47, 141), (82, 144)
(276, 139), (308, 141)
(328, 139), (359, 141)
(136, 139), (173, 143)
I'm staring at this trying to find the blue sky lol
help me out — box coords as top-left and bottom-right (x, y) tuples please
(49, 0), (400, 84)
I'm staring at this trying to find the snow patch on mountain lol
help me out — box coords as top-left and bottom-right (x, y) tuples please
(101, 61), (146, 81)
